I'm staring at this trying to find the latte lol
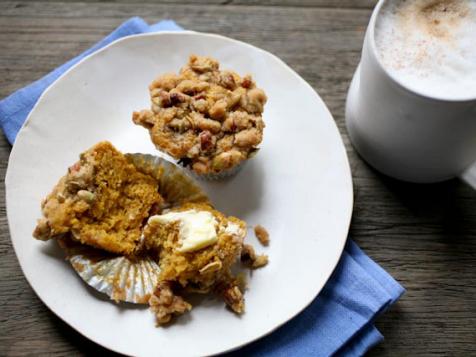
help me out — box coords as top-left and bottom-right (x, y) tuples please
(375, 0), (476, 99)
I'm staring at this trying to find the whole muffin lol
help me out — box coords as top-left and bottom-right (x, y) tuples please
(132, 55), (267, 178)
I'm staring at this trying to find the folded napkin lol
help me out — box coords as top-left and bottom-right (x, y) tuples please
(0, 17), (404, 357)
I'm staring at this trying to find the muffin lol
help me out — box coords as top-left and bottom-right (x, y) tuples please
(143, 202), (248, 324)
(132, 55), (267, 178)
(33, 143), (269, 326)
(33, 141), (163, 256)
(37, 146), (210, 306)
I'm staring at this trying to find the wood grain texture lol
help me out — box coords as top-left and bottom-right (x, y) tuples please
(1, 1), (475, 356)
(0, 0), (376, 9)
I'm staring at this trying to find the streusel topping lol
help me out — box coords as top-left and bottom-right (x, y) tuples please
(133, 55), (267, 175)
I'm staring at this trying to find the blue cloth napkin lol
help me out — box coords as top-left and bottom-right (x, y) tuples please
(0, 17), (404, 356)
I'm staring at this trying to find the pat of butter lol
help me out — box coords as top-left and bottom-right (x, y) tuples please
(149, 210), (218, 253)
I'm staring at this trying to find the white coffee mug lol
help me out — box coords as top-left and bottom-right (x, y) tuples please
(345, 0), (476, 183)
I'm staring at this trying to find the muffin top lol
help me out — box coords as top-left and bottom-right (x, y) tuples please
(133, 55), (267, 175)
(33, 141), (163, 256)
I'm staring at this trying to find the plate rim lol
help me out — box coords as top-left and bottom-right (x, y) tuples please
(5, 30), (354, 356)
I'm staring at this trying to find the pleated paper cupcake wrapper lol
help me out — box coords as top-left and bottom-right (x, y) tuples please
(125, 153), (210, 207)
(59, 154), (211, 304)
(59, 238), (161, 304)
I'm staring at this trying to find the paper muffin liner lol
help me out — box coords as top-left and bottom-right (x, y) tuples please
(60, 239), (160, 304)
(57, 153), (211, 304)
(125, 153), (210, 206)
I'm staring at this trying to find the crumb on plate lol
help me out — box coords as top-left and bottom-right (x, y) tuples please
(254, 224), (269, 246)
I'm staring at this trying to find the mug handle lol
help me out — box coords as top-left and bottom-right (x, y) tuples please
(461, 163), (476, 190)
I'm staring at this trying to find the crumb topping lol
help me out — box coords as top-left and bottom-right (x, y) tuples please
(241, 243), (269, 269)
(149, 281), (192, 325)
(133, 55), (267, 174)
(254, 224), (270, 246)
(218, 282), (245, 314)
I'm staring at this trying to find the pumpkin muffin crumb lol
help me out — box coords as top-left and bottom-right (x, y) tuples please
(254, 224), (270, 246)
(33, 141), (163, 256)
(241, 243), (268, 269)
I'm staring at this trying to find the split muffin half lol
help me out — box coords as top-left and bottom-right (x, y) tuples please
(33, 141), (163, 256)
(143, 202), (249, 324)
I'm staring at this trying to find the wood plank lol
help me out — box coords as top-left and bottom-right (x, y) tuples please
(0, 1), (370, 98)
(0, 0), (378, 9)
(1, 1), (475, 356)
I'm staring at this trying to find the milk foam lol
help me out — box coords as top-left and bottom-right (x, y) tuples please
(375, 0), (476, 99)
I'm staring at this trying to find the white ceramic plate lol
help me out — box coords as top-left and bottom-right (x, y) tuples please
(5, 32), (353, 356)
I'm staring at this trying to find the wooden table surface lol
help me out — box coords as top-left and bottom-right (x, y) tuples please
(1, 1), (475, 356)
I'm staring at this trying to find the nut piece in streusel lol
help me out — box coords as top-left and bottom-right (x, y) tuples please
(33, 141), (163, 255)
(132, 55), (267, 177)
